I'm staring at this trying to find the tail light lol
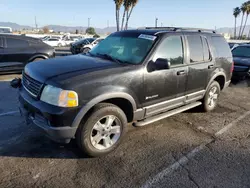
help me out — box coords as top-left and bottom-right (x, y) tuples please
(230, 61), (234, 73)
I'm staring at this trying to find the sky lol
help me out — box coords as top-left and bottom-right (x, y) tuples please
(0, 0), (247, 29)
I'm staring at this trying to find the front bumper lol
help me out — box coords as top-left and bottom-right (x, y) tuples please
(19, 86), (79, 143)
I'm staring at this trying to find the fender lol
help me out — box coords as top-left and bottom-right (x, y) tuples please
(71, 92), (137, 128)
(28, 54), (48, 62)
(206, 70), (226, 92)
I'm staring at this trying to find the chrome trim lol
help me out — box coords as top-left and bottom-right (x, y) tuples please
(22, 81), (37, 98)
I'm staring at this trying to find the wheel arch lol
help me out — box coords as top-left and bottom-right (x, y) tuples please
(28, 54), (48, 62)
(206, 71), (226, 91)
(72, 92), (137, 128)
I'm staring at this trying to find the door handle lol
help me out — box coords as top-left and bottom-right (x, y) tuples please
(177, 70), (186, 75)
(208, 65), (214, 69)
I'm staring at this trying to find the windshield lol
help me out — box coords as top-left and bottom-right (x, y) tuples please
(89, 35), (155, 65)
(232, 46), (250, 58)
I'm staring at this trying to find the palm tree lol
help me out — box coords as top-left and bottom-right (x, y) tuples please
(121, 0), (130, 30)
(125, 0), (139, 30)
(114, 0), (123, 31)
(241, 1), (250, 38)
(233, 7), (241, 39)
(238, 2), (247, 39)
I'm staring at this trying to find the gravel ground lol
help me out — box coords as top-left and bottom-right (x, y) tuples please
(0, 75), (250, 188)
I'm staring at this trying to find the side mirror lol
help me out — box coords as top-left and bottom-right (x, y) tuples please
(154, 58), (170, 70)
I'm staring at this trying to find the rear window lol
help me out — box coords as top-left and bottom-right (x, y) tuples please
(232, 46), (250, 58)
(6, 38), (29, 48)
(211, 36), (232, 58)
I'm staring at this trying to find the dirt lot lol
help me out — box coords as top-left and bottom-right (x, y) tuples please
(0, 75), (250, 188)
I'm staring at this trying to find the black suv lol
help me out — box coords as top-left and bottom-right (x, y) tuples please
(0, 34), (55, 74)
(17, 27), (233, 157)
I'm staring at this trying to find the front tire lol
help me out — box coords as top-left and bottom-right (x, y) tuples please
(76, 103), (127, 157)
(202, 81), (221, 112)
(82, 47), (91, 54)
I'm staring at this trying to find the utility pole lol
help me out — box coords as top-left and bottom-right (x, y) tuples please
(88, 18), (91, 28)
(155, 18), (158, 28)
(107, 20), (109, 28)
(35, 16), (38, 30)
(161, 22), (163, 27)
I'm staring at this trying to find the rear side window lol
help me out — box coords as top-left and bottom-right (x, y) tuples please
(202, 38), (210, 61)
(187, 35), (211, 63)
(187, 35), (204, 62)
(211, 36), (232, 58)
(6, 38), (29, 48)
(48, 39), (58, 41)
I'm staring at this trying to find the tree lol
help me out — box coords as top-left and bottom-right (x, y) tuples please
(93, 34), (100, 38)
(124, 0), (138, 30)
(76, 29), (79, 34)
(238, 2), (247, 39)
(233, 7), (241, 39)
(114, 0), (123, 31)
(241, 1), (250, 38)
(121, 0), (130, 30)
(86, 27), (96, 35)
(43, 26), (49, 34)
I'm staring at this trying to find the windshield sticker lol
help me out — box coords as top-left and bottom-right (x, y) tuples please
(138, 34), (156, 41)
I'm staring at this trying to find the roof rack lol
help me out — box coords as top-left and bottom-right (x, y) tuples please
(141, 27), (216, 33)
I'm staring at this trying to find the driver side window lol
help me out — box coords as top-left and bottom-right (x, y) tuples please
(153, 36), (184, 66)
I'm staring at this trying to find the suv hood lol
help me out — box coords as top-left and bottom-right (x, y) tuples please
(24, 54), (120, 83)
(233, 57), (250, 67)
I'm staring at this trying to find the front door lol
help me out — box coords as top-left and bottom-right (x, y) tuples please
(143, 34), (188, 117)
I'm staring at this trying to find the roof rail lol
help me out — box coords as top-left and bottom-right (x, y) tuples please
(142, 27), (216, 33)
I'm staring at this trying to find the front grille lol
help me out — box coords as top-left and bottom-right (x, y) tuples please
(22, 73), (43, 98)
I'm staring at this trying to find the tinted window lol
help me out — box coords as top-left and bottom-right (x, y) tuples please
(48, 39), (58, 41)
(153, 36), (183, 66)
(211, 36), (232, 58)
(187, 35), (203, 62)
(0, 37), (3, 47)
(232, 46), (250, 58)
(6, 38), (29, 48)
(202, 37), (210, 61)
(87, 38), (95, 43)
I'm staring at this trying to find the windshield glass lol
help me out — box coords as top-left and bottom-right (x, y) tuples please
(90, 35), (155, 64)
(232, 46), (250, 58)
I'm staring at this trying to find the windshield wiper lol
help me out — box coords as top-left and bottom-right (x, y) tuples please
(96, 53), (123, 65)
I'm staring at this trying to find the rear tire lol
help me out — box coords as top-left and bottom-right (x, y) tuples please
(76, 103), (127, 157)
(202, 81), (221, 112)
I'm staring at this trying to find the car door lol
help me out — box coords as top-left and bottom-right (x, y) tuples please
(143, 34), (188, 117)
(1, 36), (34, 73)
(185, 35), (214, 100)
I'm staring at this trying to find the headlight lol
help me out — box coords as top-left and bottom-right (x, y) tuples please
(40, 85), (78, 107)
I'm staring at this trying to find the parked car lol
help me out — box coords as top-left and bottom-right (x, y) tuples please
(228, 42), (239, 49)
(232, 44), (250, 79)
(16, 27), (232, 157)
(63, 37), (79, 46)
(43, 38), (66, 47)
(70, 38), (104, 54)
(0, 34), (55, 74)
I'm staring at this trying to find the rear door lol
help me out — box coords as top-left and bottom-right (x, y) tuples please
(185, 35), (214, 100)
(1, 37), (35, 72)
